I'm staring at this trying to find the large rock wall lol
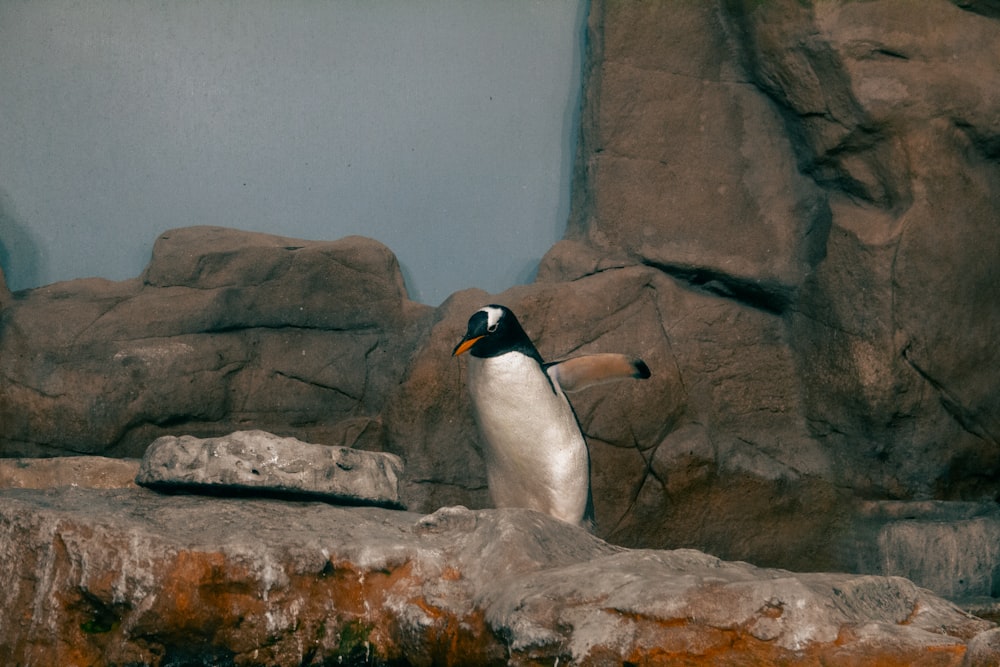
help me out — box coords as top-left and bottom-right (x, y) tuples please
(557, 0), (1000, 501)
(2, 0), (999, 575)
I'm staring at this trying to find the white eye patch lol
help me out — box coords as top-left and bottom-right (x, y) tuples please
(481, 305), (504, 332)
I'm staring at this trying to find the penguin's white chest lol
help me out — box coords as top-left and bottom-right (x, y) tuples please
(465, 352), (589, 525)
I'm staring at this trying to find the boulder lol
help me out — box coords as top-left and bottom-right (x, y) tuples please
(965, 628), (1000, 667)
(0, 226), (433, 458)
(135, 430), (404, 508)
(0, 486), (993, 666)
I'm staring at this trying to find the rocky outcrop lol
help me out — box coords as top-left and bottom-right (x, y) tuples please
(2, 0), (1000, 595)
(0, 227), (433, 458)
(738, 0), (1000, 500)
(557, 0), (1000, 501)
(0, 486), (994, 666)
(135, 430), (405, 508)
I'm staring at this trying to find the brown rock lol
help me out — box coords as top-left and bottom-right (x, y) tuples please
(964, 627), (1000, 667)
(0, 487), (992, 666)
(557, 0), (1000, 506)
(0, 457), (139, 489)
(748, 0), (1000, 499)
(563, 0), (829, 301)
(0, 227), (433, 458)
(835, 500), (1000, 602)
(2, 0), (1000, 603)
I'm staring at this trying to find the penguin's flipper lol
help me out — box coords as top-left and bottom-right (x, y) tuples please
(546, 353), (650, 393)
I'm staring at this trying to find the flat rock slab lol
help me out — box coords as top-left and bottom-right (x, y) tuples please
(0, 456), (140, 489)
(135, 430), (404, 508)
(0, 487), (994, 666)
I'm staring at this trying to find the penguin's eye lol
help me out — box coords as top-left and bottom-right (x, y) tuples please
(487, 323), (498, 333)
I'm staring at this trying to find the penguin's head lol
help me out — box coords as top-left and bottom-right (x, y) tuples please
(452, 304), (541, 360)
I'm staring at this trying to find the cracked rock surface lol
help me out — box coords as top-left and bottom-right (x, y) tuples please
(0, 487), (994, 667)
(2, 0), (1000, 591)
(0, 228), (433, 459)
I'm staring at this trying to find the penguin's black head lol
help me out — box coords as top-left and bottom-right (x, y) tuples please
(452, 304), (542, 361)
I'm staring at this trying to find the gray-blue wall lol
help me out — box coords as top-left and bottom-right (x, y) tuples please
(0, 0), (585, 305)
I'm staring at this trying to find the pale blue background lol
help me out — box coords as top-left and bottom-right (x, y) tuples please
(0, 0), (586, 305)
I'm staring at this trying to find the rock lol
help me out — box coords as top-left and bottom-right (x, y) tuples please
(835, 501), (1000, 601)
(540, 0), (1000, 560)
(135, 430), (405, 508)
(0, 456), (139, 489)
(964, 627), (1000, 667)
(562, 1), (829, 298)
(756, 0), (1000, 500)
(3, 0), (1000, 604)
(0, 226), (434, 458)
(0, 486), (992, 666)
(556, 0), (1000, 504)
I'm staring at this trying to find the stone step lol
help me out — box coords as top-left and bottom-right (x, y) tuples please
(838, 500), (1000, 601)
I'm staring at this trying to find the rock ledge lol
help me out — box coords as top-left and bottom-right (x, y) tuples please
(0, 487), (994, 666)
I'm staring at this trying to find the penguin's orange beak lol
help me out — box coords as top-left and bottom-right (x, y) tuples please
(453, 336), (483, 356)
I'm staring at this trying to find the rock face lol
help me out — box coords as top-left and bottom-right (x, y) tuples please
(1, 0), (1000, 594)
(0, 487), (994, 666)
(535, 0), (1000, 564)
(0, 456), (139, 490)
(135, 430), (404, 508)
(0, 227), (433, 458)
(556, 0), (1000, 504)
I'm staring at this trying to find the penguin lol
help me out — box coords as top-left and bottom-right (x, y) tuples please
(452, 304), (650, 530)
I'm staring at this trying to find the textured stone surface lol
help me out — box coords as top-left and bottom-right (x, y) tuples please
(0, 487), (993, 666)
(834, 501), (1000, 603)
(880, 518), (1000, 600)
(135, 430), (404, 508)
(0, 227), (434, 458)
(539, 0), (1000, 564)
(965, 627), (1000, 667)
(555, 0), (1000, 505)
(2, 0), (1000, 594)
(755, 0), (1000, 501)
(561, 1), (828, 298)
(0, 456), (139, 489)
